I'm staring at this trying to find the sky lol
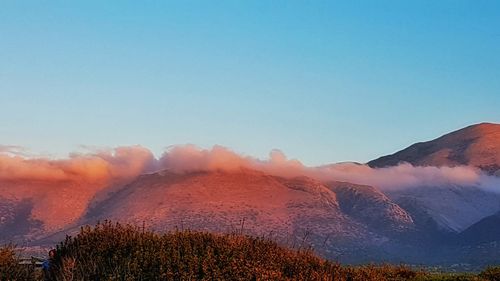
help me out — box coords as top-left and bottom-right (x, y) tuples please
(1, 1), (499, 165)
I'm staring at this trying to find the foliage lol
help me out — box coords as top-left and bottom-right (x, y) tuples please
(52, 221), (424, 280)
(2, 222), (500, 280)
(0, 244), (37, 281)
(480, 266), (500, 281)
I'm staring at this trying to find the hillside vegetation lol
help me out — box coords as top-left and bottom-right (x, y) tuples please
(1, 222), (499, 280)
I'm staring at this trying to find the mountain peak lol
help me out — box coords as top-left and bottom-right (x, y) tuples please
(452, 122), (500, 136)
(368, 123), (500, 174)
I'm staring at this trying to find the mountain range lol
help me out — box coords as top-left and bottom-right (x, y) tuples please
(1, 123), (499, 269)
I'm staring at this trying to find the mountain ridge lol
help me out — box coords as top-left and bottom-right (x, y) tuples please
(368, 122), (500, 175)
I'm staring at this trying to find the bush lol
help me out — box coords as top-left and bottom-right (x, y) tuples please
(480, 266), (500, 281)
(51, 221), (425, 281)
(0, 244), (37, 281)
(3, 222), (497, 280)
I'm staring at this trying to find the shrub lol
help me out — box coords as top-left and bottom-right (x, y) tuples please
(52, 221), (425, 281)
(3, 221), (497, 280)
(480, 266), (500, 281)
(0, 244), (37, 281)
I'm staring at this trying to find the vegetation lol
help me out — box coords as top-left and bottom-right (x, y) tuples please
(480, 266), (500, 281)
(0, 244), (38, 281)
(1, 221), (499, 280)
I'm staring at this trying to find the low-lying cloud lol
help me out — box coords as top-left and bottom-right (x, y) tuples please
(1, 144), (498, 192)
(0, 146), (155, 183)
(158, 145), (499, 192)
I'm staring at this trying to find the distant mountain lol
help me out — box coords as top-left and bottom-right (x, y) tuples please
(386, 185), (500, 233)
(0, 180), (104, 242)
(86, 170), (351, 237)
(457, 211), (500, 245)
(82, 170), (410, 263)
(368, 123), (500, 175)
(326, 181), (414, 234)
(1, 168), (428, 263)
(2, 122), (500, 268)
(442, 211), (500, 267)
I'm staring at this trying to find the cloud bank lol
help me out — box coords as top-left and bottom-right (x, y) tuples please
(0, 146), (155, 183)
(159, 145), (500, 192)
(1, 144), (498, 192)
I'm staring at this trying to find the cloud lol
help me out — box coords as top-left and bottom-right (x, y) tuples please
(0, 145), (28, 156)
(158, 145), (305, 178)
(0, 145), (156, 183)
(158, 145), (250, 173)
(157, 145), (497, 192)
(317, 163), (488, 190)
(0, 144), (498, 192)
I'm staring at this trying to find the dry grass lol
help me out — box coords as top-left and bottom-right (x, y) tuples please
(1, 221), (499, 280)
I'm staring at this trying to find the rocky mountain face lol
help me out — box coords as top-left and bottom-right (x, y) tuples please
(326, 181), (414, 234)
(368, 123), (500, 175)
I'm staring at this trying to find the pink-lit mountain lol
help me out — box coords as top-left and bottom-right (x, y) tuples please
(1, 123), (500, 267)
(369, 122), (500, 175)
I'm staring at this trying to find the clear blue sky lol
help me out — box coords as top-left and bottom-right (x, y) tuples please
(1, 1), (499, 165)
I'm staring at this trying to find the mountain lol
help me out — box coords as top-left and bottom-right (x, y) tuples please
(457, 211), (500, 245)
(83, 170), (413, 262)
(1, 168), (423, 263)
(366, 123), (500, 232)
(368, 123), (500, 175)
(0, 180), (107, 242)
(385, 185), (500, 233)
(326, 181), (414, 234)
(86, 170), (352, 238)
(439, 211), (500, 267)
(2, 122), (500, 268)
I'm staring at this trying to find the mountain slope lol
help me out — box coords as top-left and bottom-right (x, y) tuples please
(0, 180), (108, 242)
(326, 181), (414, 234)
(84, 170), (384, 261)
(368, 123), (500, 175)
(457, 211), (500, 245)
(81, 169), (451, 263)
(386, 185), (500, 233)
(1, 169), (426, 263)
